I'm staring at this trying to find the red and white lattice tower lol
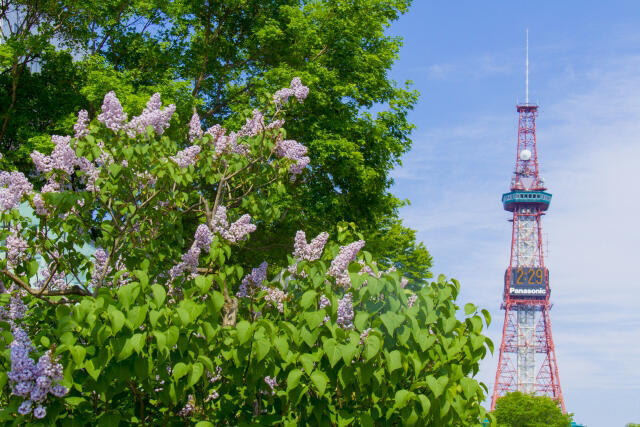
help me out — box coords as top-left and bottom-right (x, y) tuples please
(490, 31), (565, 412)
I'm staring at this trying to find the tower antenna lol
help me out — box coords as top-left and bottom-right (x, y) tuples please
(526, 29), (529, 105)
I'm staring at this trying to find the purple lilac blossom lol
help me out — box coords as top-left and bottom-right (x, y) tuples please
(264, 376), (278, 395)
(359, 328), (372, 345)
(18, 400), (32, 415)
(407, 294), (417, 308)
(193, 224), (213, 251)
(264, 287), (286, 313)
(126, 93), (176, 137)
(336, 293), (354, 329)
(266, 118), (285, 130)
(237, 262), (268, 298)
(205, 390), (219, 402)
(97, 91), (127, 131)
(6, 231), (28, 268)
(33, 405), (46, 419)
(328, 240), (366, 288)
(0, 171), (33, 211)
(73, 110), (90, 139)
(189, 112), (203, 141)
(238, 109), (264, 137)
(178, 395), (195, 417)
(170, 145), (201, 168)
(293, 230), (329, 261)
(275, 139), (310, 180)
(90, 248), (110, 288)
(400, 277), (409, 289)
(9, 296), (27, 320)
(319, 294), (330, 309)
(273, 77), (309, 105)
(211, 206), (256, 243)
(168, 245), (200, 281)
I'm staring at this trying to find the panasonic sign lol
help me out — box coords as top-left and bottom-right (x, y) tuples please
(509, 288), (546, 296)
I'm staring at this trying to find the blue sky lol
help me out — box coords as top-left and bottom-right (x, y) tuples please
(387, 2), (640, 426)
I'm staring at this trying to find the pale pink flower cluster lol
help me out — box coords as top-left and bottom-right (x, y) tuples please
(89, 248), (110, 288)
(205, 125), (248, 157)
(264, 287), (286, 313)
(189, 113), (203, 142)
(273, 77), (309, 106)
(97, 91), (128, 131)
(237, 262), (268, 298)
(0, 170), (32, 211)
(210, 206), (256, 243)
(275, 139), (310, 180)
(170, 145), (201, 168)
(125, 93), (176, 138)
(319, 294), (330, 309)
(264, 376), (278, 395)
(73, 110), (90, 139)
(359, 328), (372, 345)
(407, 294), (417, 308)
(328, 240), (366, 288)
(336, 292), (354, 329)
(35, 266), (68, 291)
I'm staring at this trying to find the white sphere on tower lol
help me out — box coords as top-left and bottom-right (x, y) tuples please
(519, 149), (532, 161)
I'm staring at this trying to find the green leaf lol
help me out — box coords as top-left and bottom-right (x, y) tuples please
(426, 375), (448, 398)
(70, 346), (86, 366)
(323, 338), (341, 367)
(341, 342), (358, 365)
(274, 336), (289, 361)
(310, 371), (328, 396)
(255, 338), (270, 362)
(176, 307), (191, 325)
(380, 312), (401, 336)
(129, 333), (145, 354)
(237, 321), (252, 345)
(173, 362), (189, 381)
(166, 326), (179, 347)
(299, 354), (315, 374)
(364, 335), (381, 361)
(153, 331), (167, 353)
(151, 284), (166, 307)
(117, 282), (140, 309)
(481, 308), (492, 326)
(300, 290), (317, 309)
(417, 394), (431, 414)
(354, 312), (369, 331)
(197, 355), (214, 371)
(460, 377), (477, 400)
(387, 350), (402, 373)
(464, 303), (476, 315)
(108, 306), (126, 335)
(304, 310), (325, 330)
(287, 369), (303, 392)
(394, 389), (413, 408)
(195, 422), (214, 427)
(188, 362), (204, 387)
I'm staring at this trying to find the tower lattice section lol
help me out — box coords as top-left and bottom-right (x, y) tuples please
(490, 104), (565, 412)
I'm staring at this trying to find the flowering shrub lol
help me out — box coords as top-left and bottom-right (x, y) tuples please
(0, 79), (493, 425)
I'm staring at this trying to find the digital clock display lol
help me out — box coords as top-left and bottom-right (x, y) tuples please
(506, 267), (547, 298)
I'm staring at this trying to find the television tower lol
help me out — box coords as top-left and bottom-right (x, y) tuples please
(490, 31), (565, 412)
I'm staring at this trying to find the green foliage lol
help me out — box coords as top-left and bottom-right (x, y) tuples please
(0, 0), (428, 284)
(0, 95), (492, 424)
(493, 392), (573, 427)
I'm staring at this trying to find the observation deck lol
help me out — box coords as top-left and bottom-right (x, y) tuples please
(502, 190), (552, 212)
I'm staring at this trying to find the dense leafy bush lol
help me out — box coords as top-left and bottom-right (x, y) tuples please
(0, 82), (492, 425)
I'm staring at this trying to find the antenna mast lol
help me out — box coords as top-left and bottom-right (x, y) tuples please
(526, 29), (529, 105)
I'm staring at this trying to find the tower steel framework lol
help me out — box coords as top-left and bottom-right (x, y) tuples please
(490, 103), (566, 412)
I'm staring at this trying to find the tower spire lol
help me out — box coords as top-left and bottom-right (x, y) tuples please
(526, 29), (529, 105)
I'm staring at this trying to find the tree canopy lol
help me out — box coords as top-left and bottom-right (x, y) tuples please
(493, 392), (573, 427)
(0, 0), (430, 283)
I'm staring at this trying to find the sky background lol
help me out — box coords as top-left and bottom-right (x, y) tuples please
(387, 2), (640, 426)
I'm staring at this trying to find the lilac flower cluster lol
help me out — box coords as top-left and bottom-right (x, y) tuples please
(359, 328), (372, 345)
(168, 225), (213, 281)
(6, 229), (28, 268)
(97, 91), (128, 131)
(319, 294), (331, 309)
(328, 240), (366, 288)
(407, 294), (417, 308)
(293, 230), (329, 261)
(125, 93), (176, 138)
(236, 262), (268, 298)
(264, 287), (286, 313)
(336, 293), (354, 329)
(89, 248), (110, 288)
(210, 206), (256, 243)
(8, 326), (68, 418)
(0, 170), (32, 211)
(8, 296), (27, 320)
(189, 112), (203, 142)
(170, 145), (201, 168)
(238, 109), (264, 137)
(73, 110), (90, 139)
(273, 77), (310, 106)
(178, 394), (195, 417)
(35, 266), (68, 291)
(400, 277), (409, 289)
(264, 376), (278, 395)
(274, 139), (310, 180)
